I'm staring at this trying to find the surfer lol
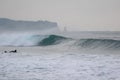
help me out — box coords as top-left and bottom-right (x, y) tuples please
(9, 50), (17, 53)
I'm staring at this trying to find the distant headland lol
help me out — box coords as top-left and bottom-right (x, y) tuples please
(0, 18), (58, 32)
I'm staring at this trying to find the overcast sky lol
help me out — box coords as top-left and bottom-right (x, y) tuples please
(0, 0), (120, 31)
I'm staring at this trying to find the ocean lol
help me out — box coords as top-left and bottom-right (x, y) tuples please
(0, 31), (120, 80)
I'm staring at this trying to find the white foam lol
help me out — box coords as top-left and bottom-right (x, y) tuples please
(0, 47), (120, 80)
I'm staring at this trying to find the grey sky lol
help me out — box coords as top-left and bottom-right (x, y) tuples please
(0, 0), (120, 31)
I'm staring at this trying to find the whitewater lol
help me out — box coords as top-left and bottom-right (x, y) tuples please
(0, 32), (120, 80)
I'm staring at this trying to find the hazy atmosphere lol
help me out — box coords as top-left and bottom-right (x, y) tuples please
(0, 0), (120, 31)
(1, 0), (120, 80)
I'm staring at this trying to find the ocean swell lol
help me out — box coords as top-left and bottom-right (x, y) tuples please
(0, 34), (120, 50)
(75, 39), (120, 50)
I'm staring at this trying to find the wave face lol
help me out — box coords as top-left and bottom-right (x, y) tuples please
(75, 39), (120, 50)
(0, 34), (120, 50)
(38, 35), (68, 46)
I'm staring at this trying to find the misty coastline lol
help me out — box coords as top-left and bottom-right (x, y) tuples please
(0, 18), (59, 33)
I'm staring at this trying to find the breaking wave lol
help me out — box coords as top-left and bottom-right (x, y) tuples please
(0, 34), (69, 46)
(0, 34), (120, 50)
